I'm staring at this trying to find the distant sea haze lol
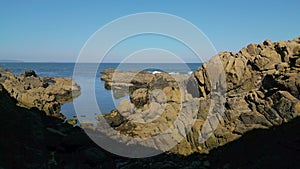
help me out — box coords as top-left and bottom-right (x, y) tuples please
(0, 60), (24, 63)
(0, 62), (201, 119)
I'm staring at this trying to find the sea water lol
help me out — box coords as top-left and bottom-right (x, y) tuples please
(0, 62), (201, 119)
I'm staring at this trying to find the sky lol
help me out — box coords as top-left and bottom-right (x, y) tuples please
(0, 0), (299, 62)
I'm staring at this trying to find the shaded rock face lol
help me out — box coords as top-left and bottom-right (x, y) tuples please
(99, 37), (300, 155)
(20, 70), (38, 77)
(0, 85), (118, 169)
(0, 70), (80, 119)
(1, 79), (300, 169)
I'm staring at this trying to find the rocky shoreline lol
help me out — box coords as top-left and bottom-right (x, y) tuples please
(99, 37), (300, 155)
(0, 69), (80, 119)
(0, 36), (299, 169)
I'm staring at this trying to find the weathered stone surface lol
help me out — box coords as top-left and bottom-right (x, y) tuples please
(100, 69), (154, 89)
(102, 110), (125, 127)
(20, 69), (38, 77)
(0, 70), (80, 119)
(130, 88), (149, 106)
(1, 37), (300, 169)
(97, 37), (300, 156)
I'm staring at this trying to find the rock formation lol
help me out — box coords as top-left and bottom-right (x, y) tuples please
(0, 36), (300, 169)
(101, 69), (154, 98)
(188, 37), (300, 154)
(99, 37), (300, 155)
(0, 69), (80, 119)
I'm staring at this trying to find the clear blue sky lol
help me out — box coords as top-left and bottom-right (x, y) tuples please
(0, 0), (299, 62)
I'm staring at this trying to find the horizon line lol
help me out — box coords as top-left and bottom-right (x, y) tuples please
(0, 61), (203, 64)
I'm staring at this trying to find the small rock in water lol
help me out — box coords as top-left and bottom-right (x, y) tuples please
(66, 117), (78, 126)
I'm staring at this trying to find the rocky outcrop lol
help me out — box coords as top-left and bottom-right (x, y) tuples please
(0, 84), (119, 169)
(1, 79), (300, 168)
(0, 69), (80, 119)
(101, 69), (154, 98)
(177, 37), (299, 154)
(98, 37), (300, 155)
(101, 69), (154, 89)
(1, 37), (300, 169)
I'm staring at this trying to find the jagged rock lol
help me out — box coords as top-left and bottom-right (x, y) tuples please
(20, 70), (38, 77)
(130, 88), (149, 107)
(117, 99), (135, 114)
(97, 37), (300, 156)
(271, 91), (300, 121)
(163, 86), (181, 103)
(295, 57), (300, 67)
(100, 69), (154, 90)
(1, 37), (300, 169)
(102, 110), (125, 127)
(131, 72), (155, 86)
(101, 68), (116, 74)
(66, 117), (78, 126)
(0, 69), (80, 119)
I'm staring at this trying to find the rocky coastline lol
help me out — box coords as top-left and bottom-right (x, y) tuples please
(0, 36), (299, 169)
(0, 69), (80, 119)
(99, 37), (300, 155)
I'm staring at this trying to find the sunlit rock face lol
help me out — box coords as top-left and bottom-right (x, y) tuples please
(0, 69), (80, 119)
(97, 37), (300, 155)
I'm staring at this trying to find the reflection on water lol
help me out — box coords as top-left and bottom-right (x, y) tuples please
(0, 62), (201, 120)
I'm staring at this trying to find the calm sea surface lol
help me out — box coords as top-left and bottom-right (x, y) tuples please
(0, 63), (201, 120)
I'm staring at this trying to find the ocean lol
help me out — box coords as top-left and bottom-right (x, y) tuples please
(0, 63), (201, 120)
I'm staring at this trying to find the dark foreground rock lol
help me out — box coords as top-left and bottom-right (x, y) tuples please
(1, 81), (300, 169)
(0, 84), (117, 169)
(117, 116), (300, 169)
(0, 69), (80, 119)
